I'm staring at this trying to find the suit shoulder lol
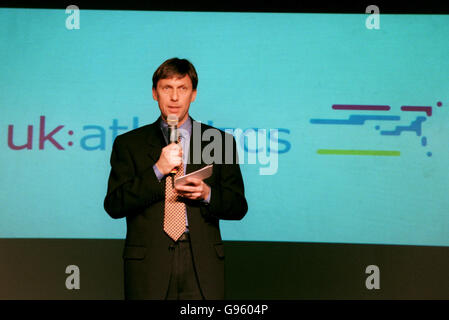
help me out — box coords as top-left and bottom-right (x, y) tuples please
(114, 123), (154, 143)
(195, 121), (234, 139)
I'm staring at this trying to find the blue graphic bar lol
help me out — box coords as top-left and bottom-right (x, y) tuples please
(380, 116), (426, 136)
(310, 115), (400, 125)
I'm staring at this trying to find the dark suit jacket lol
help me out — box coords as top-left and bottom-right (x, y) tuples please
(104, 117), (248, 299)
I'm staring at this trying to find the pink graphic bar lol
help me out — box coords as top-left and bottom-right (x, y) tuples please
(332, 105), (390, 111)
(401, 106), (432, 117)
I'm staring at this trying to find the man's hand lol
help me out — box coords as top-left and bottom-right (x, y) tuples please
(155, 143), (182, 176)
(175, 177), (210, 201)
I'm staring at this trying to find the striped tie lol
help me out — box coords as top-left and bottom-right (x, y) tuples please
(163, 137), (186, 241)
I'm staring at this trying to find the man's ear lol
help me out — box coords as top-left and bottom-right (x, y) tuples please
(152, 87), (158, 101)
(191, 89), (197, 102)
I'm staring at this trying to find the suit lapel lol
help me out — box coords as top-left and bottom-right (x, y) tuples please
(146, 118), (166, 163)
(186, 119), (206, 174)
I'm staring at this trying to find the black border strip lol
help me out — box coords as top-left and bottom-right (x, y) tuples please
(0, 2), (449, 14)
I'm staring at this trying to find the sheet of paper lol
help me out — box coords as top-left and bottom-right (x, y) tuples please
(174, 165), (213, 186)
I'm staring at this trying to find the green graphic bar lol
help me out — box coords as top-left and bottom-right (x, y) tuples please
(317, 149), (401, 156)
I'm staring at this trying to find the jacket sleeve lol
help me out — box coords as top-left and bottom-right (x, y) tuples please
(103, 136), (164, 219)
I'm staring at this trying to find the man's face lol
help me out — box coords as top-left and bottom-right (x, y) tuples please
(152, 75), (197, 126)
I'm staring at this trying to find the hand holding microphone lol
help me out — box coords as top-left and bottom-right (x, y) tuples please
(155, 115), (182, 176)
(167, 114), (180, 175)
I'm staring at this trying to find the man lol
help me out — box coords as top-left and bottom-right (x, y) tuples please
(104, 58), (248, 300)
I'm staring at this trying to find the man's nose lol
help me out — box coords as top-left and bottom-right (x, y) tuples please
(170, 89), (179, 101)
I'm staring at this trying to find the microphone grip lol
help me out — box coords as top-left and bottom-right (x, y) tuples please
(169, 125), (178, 144)
(169, 125), (179, 176)
(170, 171), (176, 188)
(169, 138), (179, 175)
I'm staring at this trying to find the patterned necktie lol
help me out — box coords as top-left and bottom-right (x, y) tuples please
(163, 136), (186, 241)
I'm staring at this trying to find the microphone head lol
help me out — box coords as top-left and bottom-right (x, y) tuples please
(167, 114), (178, 127)
(167, 114), (179, 143)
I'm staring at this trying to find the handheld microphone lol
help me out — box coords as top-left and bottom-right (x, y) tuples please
(167, 114), (179, 176)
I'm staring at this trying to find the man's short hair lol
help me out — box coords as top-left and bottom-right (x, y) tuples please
(152, 58), (198, 90)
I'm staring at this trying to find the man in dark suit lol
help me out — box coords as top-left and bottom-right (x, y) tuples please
(104, 58), (248, 300)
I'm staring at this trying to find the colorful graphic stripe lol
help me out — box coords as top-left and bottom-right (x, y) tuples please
(332, 105), (390, 111)
(380, 116), (426, 136)
(401, 106), (432, 116)
(310, 115), (400, 125)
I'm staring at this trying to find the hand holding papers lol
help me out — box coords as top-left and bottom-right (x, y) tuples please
(174, 165), (213, 187)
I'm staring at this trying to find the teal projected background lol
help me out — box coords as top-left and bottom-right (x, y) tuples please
(1, 9), (448, 246)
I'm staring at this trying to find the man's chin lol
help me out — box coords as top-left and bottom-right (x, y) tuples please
(166, 109), (181, 117)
